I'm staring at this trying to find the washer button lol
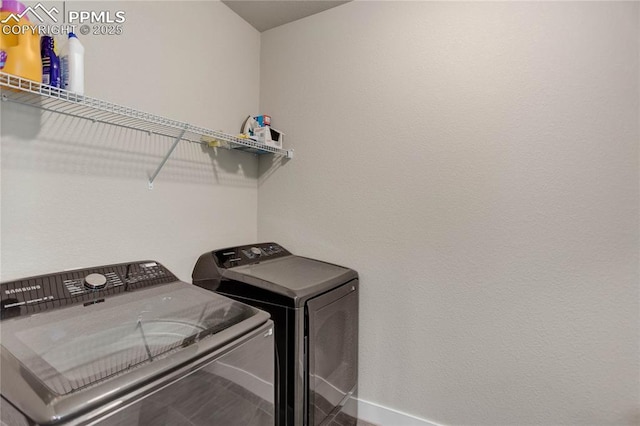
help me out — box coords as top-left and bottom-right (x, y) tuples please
(84, 273), (108, 290)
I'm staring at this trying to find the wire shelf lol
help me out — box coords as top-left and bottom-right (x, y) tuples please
(0, 72), (293, 186)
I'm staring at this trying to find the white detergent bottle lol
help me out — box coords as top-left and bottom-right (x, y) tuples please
(60, 32), (84, 95)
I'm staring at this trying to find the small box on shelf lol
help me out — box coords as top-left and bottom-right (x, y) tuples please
(254, 126), (284, 149)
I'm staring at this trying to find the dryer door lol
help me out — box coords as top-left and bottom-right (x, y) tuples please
(306, 280), (358, 426)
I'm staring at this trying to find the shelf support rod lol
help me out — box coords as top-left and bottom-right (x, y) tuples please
(148, 127), (188, 189)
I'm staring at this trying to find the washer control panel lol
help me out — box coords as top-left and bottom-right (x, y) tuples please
(213, 242), (290, 268)
(63, 271), (124, 296)
(1, 261), (178, 319)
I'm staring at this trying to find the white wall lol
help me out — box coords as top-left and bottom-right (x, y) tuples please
(1, 1), (261, 281)
(258, 2), (639, 425)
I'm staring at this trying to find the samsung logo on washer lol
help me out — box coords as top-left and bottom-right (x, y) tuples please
(5, 285), (41, 295)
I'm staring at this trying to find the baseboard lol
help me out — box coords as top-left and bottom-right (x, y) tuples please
(353, 398), (442, 426)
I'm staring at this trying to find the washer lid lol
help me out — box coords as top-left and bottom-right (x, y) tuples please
(0, 282), (268, 424)
(225, 256), (357, 305)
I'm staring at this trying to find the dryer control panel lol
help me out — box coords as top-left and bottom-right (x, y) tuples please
(213, 242), (291, 269)
(0, 261), (178, 319)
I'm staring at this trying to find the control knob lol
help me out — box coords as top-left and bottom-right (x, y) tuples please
(84, 273), (108, 290)
(250, 247), (262, 256)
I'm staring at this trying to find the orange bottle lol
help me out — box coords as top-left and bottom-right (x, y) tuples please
(0, 0), (42, 82)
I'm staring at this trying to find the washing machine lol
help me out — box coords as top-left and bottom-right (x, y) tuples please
(0, 260), (275, 425)
(192, 243), (358, 426)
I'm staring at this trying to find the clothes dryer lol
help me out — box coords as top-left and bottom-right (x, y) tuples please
(193, 243), (358, 426)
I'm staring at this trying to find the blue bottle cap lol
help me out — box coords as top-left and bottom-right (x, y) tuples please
(69, 32), (77, 38)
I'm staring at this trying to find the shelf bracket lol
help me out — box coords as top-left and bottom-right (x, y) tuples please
(148, 127), (187, 190)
